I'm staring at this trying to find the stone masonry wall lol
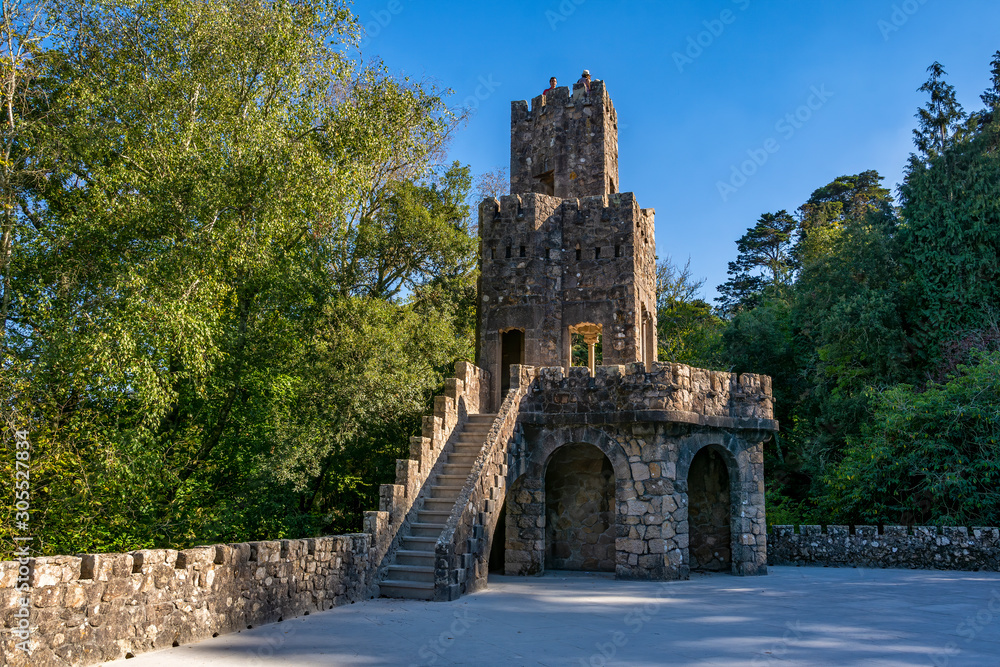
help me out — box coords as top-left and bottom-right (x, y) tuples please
(769, 525), (1000, 571)
(0, 536), (372, 667)
(1, 361), (493, 666)
(507, 362), (774, 581)
(476, 193), (656, 406)
(522, 363), (775, 427)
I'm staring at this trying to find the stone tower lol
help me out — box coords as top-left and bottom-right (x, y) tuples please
(476, 79), (657, 407)
(509, 80), (620, 198)
(371, 79), (772, 602)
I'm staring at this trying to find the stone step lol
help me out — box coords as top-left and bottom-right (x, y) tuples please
(400, 536), (438, 551)
(422, 498), (456, 512)
(441, 463), (472, 475)
(429, 485), (464, 499)
(416, 509), (452, 523)
(455, 435), (486, 444)
(467, 414), (497, 423)
(437, 474), (469, 485)
(385, 564), (435, 583)
(395, 549), (436, 567)
(452, 442), (482, 452)
(409, 522), (446, 538)
(380, 579), (434, 600)
(447, 453), (477, 465)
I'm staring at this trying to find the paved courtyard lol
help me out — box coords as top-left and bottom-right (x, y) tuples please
(105, 566), (1000, 666)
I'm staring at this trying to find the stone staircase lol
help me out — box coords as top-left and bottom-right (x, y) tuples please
(379, 413), (497, 600)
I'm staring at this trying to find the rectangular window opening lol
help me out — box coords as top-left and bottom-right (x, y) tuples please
(520, 246), (526, 258)
(594, 247), (601, 259)
(505, 246), (512, 258)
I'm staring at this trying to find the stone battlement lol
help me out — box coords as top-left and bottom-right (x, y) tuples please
(519, 362), (776, 428)
(770, 525), (1000, 571)
(478, 193), (656, 278)
(512, 79), (611, 119)
(510, 79), (618, 200)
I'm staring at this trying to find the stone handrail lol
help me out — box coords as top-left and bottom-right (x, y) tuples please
(433, 365), (537, 601)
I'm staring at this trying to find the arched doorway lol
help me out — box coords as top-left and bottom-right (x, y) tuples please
(544, 444), (615, 572)
(500, 329), (525, 397)
(687, 446), (732, 572)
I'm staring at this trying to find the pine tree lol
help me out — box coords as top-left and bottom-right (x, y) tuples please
(912, 62), (969, 161)
(716, 211), (798, 315)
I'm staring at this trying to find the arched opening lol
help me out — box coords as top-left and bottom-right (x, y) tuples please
(687, 446), (732, 572)
(500, 329), (525, 397)
(544, 444), (615, 572)
(568, 322), (602, 376)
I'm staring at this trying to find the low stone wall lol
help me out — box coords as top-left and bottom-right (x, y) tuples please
(769, 525), (1000, 570)
(0, 535), (373, 667)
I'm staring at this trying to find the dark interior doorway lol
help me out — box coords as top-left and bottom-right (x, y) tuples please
(500, 329), (525, 397)
(688, 447), (732, 572)
(488, 503), (506, 574)
(544, 444), (615, 572)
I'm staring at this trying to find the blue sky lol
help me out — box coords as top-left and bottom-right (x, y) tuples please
(351, 0), (1000, 301)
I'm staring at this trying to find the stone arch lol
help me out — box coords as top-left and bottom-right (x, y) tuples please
(687, 445), (732, 571)
(504, 426), (635, 577)
(676, 435), (746, 576)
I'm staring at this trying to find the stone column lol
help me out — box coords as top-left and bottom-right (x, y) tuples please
(585, 332), (599, 376)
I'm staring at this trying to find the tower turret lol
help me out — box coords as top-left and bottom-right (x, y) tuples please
(509, 79), (619, 199)
(477, 80), (656, 409)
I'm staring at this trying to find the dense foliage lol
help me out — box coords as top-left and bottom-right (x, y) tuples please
(0, 0), (477, 557)
(697, 54), (1000, 528)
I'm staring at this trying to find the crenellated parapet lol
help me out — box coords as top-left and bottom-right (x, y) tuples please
(518, 362), (777, 430)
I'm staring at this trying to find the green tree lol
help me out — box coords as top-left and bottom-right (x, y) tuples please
(911, 62), (971, 162)
(823, 352), (1000, 527)
(979, 50), (1000, 123)
(716, 210), (797, 315)
(898, 61), (1000, 370)
(655, 256), (723, 367)
(795, 170), (893, 267)
(0, 0), (476, 557)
